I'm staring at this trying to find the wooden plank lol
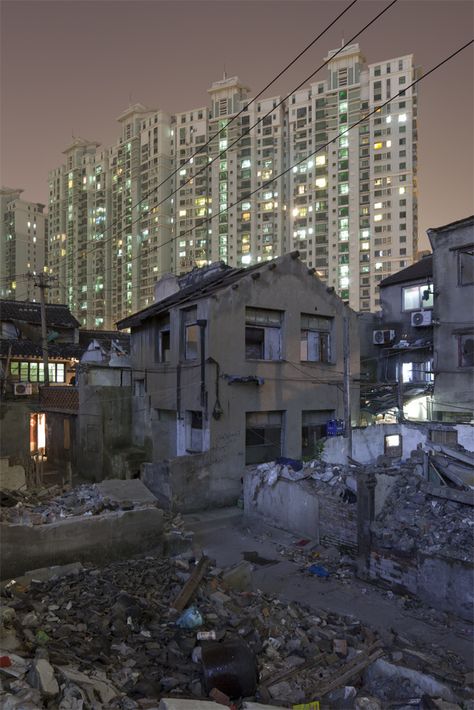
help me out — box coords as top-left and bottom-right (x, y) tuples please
(316, 646), (383, 697)
(260, 654), (325, 688)
(171, 556), (210, 612)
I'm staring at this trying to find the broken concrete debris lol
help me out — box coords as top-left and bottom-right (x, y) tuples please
(1, 548), (472, 709)
(0, 479), (157, 525)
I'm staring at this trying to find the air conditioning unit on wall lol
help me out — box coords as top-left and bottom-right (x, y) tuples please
(373, 329), (395, 345)
(411, 310), (432, 327)
(14, 383), (32, 395)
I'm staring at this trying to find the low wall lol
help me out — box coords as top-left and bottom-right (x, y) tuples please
(244, 476), (320, 542)
(323, 422), (474, 465)
(368, 549), (474, 622)
(142, 452), (241, 512)
(1, 507), (164, 580)
(243, 471), (358, 548)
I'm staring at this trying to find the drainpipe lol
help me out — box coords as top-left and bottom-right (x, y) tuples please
(197, 319), (207, 417)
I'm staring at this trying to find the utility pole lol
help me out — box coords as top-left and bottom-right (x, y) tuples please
(32, 273), (52, 386)
(343, 310), (352, 457)
(397, 352), (404, 421)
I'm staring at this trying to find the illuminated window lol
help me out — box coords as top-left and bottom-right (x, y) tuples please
(374, 142), (383, 150)
(179, 209), (186, 217)
(374, 202), (383, 209)
(242, 212), (250, 222)
(241, 159), (251, 169)
(386, 140), (392, 148)
(398, 113), (407, 123)
(374, 214), (382, 222)
(315, 178), (327, 189)
(399, 187), (406, 195)
(316, 155), (326, 166)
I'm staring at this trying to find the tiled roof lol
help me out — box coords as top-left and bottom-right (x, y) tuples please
(379, 255), (433, 288)
(0, 340), (84, 360)
(0, 300), (80, 329)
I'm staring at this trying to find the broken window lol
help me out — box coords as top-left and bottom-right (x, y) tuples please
(245, 307), (282, 360)
(181, 307), (199, 361)
(458, 246), (474, 286)
(384, 433), (402, 458)
(155, 316), (171, 363)
(186, 410), (203, 452)
(430, 429), (458, 446)
(302, 410), (334, 458)
(300, 314), (332, 362)
(459, 333), (474, 367)
(245, 411), (283, 464)
(402, 283), (433, 311)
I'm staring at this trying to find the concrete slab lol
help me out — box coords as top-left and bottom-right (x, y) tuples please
(97, 478), (158, 505)
(0, 457), (26, 490)
(1, 507), (164, 580)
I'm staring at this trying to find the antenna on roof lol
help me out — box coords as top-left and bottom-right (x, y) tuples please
(223, 65), (227, 80)
(128, 91), (132, 106)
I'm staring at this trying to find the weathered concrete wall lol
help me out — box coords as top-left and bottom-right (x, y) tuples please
(457, 424), (474, 452)
(142, 445), (241, 512)
(0, 456), (26, 490)
(368, 549), (474, 622)
(244, 476), (320, 541)
(77, 385), (133, 481)
(243, 471), (357, 547)
(1, 507), (164, 580)
(429, 219), (474, 421)
(0, 399), (33, 462)
(323, 422), (474, 465)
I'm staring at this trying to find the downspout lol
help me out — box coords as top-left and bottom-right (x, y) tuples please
(197, 319), (208, 418)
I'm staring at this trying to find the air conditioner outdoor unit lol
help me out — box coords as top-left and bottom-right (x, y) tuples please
(411, 310), (432, 327)
(14, 383), (32, 396)
(373, 329), (395, 345)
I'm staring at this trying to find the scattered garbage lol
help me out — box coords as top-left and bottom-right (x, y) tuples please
(176, 606), (204, 629)
(307, 564), (330, 578)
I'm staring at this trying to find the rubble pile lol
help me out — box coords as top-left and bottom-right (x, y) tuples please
(0, 484), (147, 526)
(1, 553), (472, 709)
(252, 459), (359, 501)
(372, 471), (474, 562)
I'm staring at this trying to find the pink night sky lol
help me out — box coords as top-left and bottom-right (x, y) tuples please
(1, 0), (473, 252)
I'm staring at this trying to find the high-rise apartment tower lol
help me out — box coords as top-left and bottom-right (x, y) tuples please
(47, 44), (418, 327)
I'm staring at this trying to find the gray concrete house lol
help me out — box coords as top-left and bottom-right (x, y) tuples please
(364, 255), (435, 421)
(428, 216), (474, 422)
(118, 253), (360, 511)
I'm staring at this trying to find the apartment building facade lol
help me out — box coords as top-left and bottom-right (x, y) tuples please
(47, 44), (417, 327)
(0, 188), (47, 301)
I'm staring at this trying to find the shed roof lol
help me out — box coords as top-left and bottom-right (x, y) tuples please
(379, 255), (433, 288)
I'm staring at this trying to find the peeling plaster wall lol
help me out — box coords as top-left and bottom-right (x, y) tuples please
(322, 422), (474, 466)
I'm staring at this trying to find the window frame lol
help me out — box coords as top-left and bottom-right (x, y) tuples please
(180, 307), (199, 362)
(458, 332), (474, 368)
(300, 314), (332, 363)
(401, 283), (433, 312)
(245, 307), (282, 361)
(458, 246), (474, 286)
